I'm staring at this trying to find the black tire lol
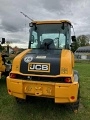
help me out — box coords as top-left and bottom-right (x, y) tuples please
(70, 88), (80, 113)
(15, 97), (26, 104)
(71, 99), (80, 112)
(70, 70), (80, 113)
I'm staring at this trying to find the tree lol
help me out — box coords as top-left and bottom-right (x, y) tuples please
(6, 41), (12, 54)
(0, 44), (5, 51)
(76, 35), (90, 47)
(71, 35), (90, 52)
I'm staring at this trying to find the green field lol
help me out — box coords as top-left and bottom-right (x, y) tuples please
(0, 63), (90, 120)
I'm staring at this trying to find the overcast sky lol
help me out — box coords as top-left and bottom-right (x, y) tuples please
(0, 0), (90, 48)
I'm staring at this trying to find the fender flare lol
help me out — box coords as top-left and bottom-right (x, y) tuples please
(73, 70), (79, 82)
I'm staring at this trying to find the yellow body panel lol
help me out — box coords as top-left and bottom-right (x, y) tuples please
(6, 18), (77, 104)
(0, 53), (6, 78)
(60, 49), (74, 76)
(32, 20), (71, 25)
(11, 49), (74, 77)
(7, 76), (79, 103)
(12, 49), (31, 72)
(6, 48), (78, 103)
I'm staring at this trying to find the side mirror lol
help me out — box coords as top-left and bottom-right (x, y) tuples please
(71, 36), (76, 42)
(1, 38), (5, 44)
(29, 22), (33, 27)
(70, 43), (75, 47)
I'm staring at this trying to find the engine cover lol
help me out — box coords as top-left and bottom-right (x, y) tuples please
(20, 49), (61, 75)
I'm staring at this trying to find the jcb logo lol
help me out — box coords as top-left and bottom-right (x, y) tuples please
(28, 63), (50, 72)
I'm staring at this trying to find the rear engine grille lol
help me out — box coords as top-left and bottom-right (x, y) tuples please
(11, 74), (67, 83)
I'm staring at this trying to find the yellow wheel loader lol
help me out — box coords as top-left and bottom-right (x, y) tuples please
(6, 20), (80, 112)
(0, 38), (11, 78)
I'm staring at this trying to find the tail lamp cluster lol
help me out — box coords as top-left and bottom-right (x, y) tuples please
(9, 73), (72, 83)
(10, 73), (17, 79)
(64, 77), (72, 83)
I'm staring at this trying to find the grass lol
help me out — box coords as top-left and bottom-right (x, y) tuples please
(0, 62), (90, 120)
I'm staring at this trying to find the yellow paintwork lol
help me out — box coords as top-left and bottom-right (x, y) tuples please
(55, 82), (79, 103)
(7, 76), (79, 103)
(11, 49), (74, 77)
(60, 49), (74, 76)
(32, 20), (71, 25)
(6, 48), (77, 103)
(6, 20), (78, 104)
(12, 49), (31, 72)
(0, 53), (6, 78)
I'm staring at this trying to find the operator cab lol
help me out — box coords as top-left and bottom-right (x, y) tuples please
(29, 20), (76, 50)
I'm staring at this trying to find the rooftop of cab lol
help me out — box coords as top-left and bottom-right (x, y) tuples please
(30, 20), (72, 25)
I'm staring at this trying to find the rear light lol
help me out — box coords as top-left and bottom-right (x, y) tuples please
(71, 96), (75, 100)
(8, 89), (11, 93)
(64, 77), (72, 83)
(10, 73), (17, 78)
